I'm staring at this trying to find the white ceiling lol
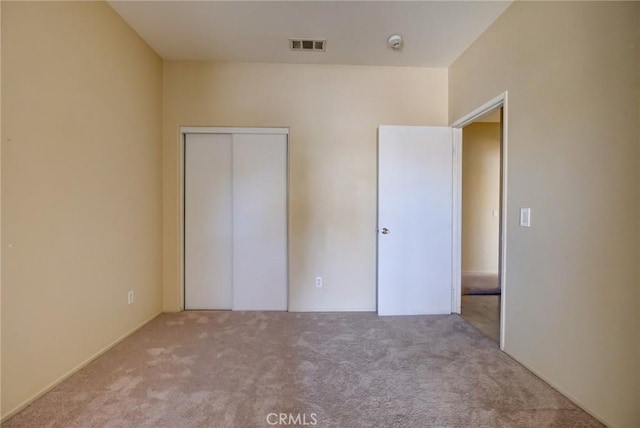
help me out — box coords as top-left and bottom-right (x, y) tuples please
(108, 1), (512, 67)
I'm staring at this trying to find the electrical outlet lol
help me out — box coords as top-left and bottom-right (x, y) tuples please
(127, 290), (134, 305)
(315, 277), (323, 288)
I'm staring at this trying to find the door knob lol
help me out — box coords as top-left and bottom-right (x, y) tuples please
(381, 227), (390, 234)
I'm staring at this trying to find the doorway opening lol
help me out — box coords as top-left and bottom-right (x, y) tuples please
(451, 93), (508, 349)
(459, 108), (502, 343)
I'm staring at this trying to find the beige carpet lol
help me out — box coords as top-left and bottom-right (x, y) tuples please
(461, 295), (501, 343)
(4, 312), (601, 427)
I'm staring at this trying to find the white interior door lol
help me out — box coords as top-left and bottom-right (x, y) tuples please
(185, 133), (233, 310)
(232, 133), (287, 311)
(377, 126), (453, 315)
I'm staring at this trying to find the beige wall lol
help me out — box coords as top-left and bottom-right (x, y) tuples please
(450, 2), (640, 427)
(1, 1), (163, 419)
(163, 62), (448, 312)
(462, 122), (500, 274)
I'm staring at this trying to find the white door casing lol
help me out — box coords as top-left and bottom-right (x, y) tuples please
(451, 91), (508, 349)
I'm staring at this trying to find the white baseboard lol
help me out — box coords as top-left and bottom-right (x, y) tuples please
(1, 312), (161, 423)
(462, 271), (499, 276)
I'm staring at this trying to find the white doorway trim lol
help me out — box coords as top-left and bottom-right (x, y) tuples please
(178, 126), (290, 311)
(450, 92), (508, 350)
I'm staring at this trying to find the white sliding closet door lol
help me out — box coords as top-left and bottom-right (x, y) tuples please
(232, 134), (287, 310)
(184, 129), (288, 311)
(185, 133), (233, 310)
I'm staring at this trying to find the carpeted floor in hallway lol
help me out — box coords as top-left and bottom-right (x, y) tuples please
(4, 312), (602, 428)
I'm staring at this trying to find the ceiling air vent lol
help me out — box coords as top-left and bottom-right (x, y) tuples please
(290, 38), (326, 52)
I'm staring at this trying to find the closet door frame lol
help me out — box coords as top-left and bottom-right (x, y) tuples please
(179, 127), (290, 311)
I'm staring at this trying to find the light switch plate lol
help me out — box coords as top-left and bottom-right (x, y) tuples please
(520, 208), (531, 227)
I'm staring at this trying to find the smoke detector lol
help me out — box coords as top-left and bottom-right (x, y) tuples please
(387, 34), (403, 50)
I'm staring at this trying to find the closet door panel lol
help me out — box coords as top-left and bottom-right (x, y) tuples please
(184, 133), (233, 310)
(232, 133), (287, 310)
